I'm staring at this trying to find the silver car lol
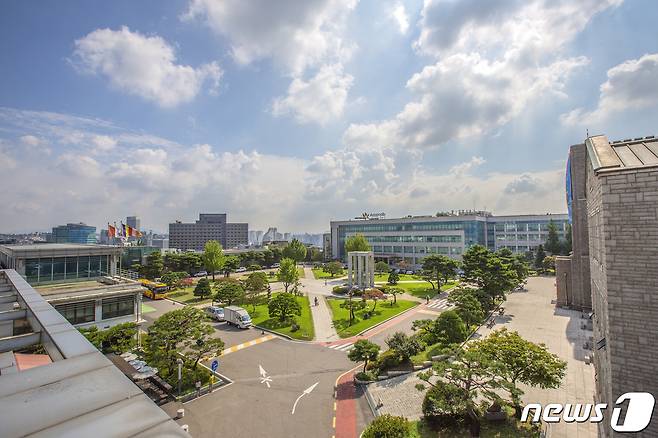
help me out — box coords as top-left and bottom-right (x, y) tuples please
(205, 306), (225, 321)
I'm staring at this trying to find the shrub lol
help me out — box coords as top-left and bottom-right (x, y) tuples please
(369, 350), (401, 374)
(332, 285), (349, 294)
(355, 371), (375, 382)
(422, 381), (470, 425)
(362, 414), (411, 438)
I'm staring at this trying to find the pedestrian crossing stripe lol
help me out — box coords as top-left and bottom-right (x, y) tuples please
(220, 334), (276, 357)
(327, 342), (355, 352)
(426, 299), (452, 309)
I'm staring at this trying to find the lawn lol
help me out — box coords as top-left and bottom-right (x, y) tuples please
(141, 303), (157, 314)
(411, 341), (446, 364)
(410, 412), (540, 437)
(374, 273), (421, 282)
(167, 287), (213, 305)
(312, 268), (345, 280)
(327, 298), (418, 338)
(249, 294), (315, 341)
(388, 280), (459, 299)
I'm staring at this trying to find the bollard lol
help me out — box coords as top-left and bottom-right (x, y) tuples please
(177, 408), (185, 419)
(181, 425), (189, 432)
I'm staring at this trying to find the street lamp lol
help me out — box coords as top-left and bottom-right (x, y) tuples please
(177, 358), (183, 396)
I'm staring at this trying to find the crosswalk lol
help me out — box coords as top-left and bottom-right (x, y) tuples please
(326, 341), (356, 353)
(426, 297), (452, 310)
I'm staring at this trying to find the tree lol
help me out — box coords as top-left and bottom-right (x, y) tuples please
(203, 240), (225, 281)
(222, 256), (240, 277)
(79, 322), (138, 354)
(214, 280), (245, 306)
(475, 329), (566, 418)
(341, 293), (367, 325)
(375, 261), (390, 274)
(268, 292), (301, 322)
(344, 233), (371, 252)
(194, 278), (213, 300)
(386, 286), (402, 304)
(434, 310), (468, 344)
(362, 415), (411, 438)
(277, 258), (299, 293)
(243, 271), (269, 310)
(282, 239), (307, 263)
(544, 220), (562, 255)
(421, 255), (460, 291)
(534, 245), (546, 270)
(161, 271), (187, 290)
(189, 336), (224, 369)
(422, 380), (471, 422)
(387, 271), (399, 285)
(146, 307), (209, 374)
(461, 245), (517, 308)
(348, 339), (380, 372)
(364, 288), (385, 312)
(385, 331), (423, 362)
(542, 255), (556, 273)
(448, 289), (485, 327)
(142, 251), (164, 279)
(496, 248), (529, 286)
(417, 347), (509, 436)
(324, 261), (344, 277)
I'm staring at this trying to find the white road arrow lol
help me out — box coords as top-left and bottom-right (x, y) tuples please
(259, 364), (272, 388)
(291, 382), (319, 414)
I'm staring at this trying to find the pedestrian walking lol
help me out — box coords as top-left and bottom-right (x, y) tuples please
(426, 295), (430, 304)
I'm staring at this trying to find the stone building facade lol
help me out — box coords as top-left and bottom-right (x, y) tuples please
(559, 134), (658, 437)
(169, 213), (248, 251)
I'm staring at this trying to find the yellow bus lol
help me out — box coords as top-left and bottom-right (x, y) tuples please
(139, 279), (169, 300)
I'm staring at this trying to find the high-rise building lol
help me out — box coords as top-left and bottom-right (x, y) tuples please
(262, 227), (278, 243)
(169, 213), (248, 251)
(556, 135), (658, 437)
(330, 211), (568, 266)
(126, 215), (140, 231)
(50, 223), (96, 244)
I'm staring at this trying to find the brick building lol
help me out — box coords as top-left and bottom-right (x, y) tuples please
(557, 134), (658, 437)
(169, 213), (248, 251)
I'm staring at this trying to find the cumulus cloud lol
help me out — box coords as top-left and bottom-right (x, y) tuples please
(72, 26), (222, 108)
(504, 173), (547, 195)
(272, 64), (353, 124)
(182, 0), (356, 75)
(388, 2), (409, 34)
(562, 53), (658, 125)
(91, 135), (117, 153)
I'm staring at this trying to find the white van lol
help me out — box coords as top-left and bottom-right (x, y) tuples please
(224, 306), (252, 329)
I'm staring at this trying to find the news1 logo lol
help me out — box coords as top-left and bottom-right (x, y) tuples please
(521, 392), (655, 432)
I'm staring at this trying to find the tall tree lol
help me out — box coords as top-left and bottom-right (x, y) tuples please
(348, 339), (381, 372)
(282, 239), (307, 263)
(161, 271), (187, 290)
(142, 251), (164, 279)
(194, 277), (212, 300)
(222, 256), (240, 277)
(448, 290), (485, 327)
(268, 292), (301, 322)
(203, 240), (225, 281)
(323, 261), (344, 277)
(214, 279), (245, 306)
(544, 220), (562, 255)
(344, 234), (371, 253)
(189, 337), (224, 369)
(277, 258), (299, 293)
(461, 245), (517, 307)
(420, 254), (460, 291)
(243, 271), (268, 311)
(475, 329), (566, 417)
(534, 244), (546, 270)
(387, 270), (399, 285)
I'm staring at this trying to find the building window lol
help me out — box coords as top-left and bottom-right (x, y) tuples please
(55, 301), (96, 325)
(102, 296), (135, 319)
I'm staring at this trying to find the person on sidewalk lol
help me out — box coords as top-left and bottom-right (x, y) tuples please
(426, 295), (430, 304)
(314, 296), (319, 306)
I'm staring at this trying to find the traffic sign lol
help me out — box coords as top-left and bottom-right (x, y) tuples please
(211, 360), (219, 372)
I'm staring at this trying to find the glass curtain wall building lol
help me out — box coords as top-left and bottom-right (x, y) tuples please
(330, 212), (568, 266)
(50, 223), (97, 244)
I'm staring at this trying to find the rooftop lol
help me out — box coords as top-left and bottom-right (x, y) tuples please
(587, 135), (658, 173)
(36, 279), (144, 302)
(0, 269), (187, 437)
(0, 243), (123, 257)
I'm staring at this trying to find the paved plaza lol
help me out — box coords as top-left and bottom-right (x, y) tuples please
(366, 276), (597, 438)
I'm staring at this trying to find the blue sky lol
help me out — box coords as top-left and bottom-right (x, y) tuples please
(1, 0), (657, 234)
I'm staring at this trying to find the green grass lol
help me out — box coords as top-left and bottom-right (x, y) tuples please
(264, 266), (305, 282)
(141, 303), (157, 314)
(327, 298), (418, 338)
(410, 411), (540, 437)
(249, 294), (315, 341)
(374, 273), (421, 282)
(389, 281), (459, 299)
(411, 341), (447, 365)
(311, 268), (345, 279)
(167, 287), (213, 305)
(297, 266), (305, 278)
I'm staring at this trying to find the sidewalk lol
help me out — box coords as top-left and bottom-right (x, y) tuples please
(310, 294), (340, 341)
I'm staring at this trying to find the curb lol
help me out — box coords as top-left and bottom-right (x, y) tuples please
(253, 325), (295, 341)
(354, 302), (420, 337)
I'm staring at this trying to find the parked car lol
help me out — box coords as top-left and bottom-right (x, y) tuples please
(224, 306), (252, 329)
(235, 267), (247, 273)
(405, 270), (414, 275)
(272, 263), (280, 268)
(194, 271), (208, 277)
(205, 306), (225, 321)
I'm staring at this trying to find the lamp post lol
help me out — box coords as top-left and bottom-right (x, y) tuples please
(177, 358), (183, 396)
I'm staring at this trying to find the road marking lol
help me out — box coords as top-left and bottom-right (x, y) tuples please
(327, 342), (354, 352)
(332, 417), (336, 428)
(417, 309), (442, 316)
(220, 334), (275, 356)
(291, 382), (319, 414)
(259, 364), (272, 388)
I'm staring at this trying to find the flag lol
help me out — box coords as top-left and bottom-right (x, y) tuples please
(121, 223), (126, 237)
(108, 223), (116, 238)
(135, 229), (143, 238)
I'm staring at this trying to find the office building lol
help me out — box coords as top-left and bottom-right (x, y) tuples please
(556, 135), (658, 437)
(330, 212), (568, 266)
(323, 233), (332, 261)
(262, 227), (279, 243)
(126, 215), (141, 231)
(0, 269), (187, 436)
(0, 244), (123, 285)
(169, 213), (248, 251)
(50, 223), (96, 244)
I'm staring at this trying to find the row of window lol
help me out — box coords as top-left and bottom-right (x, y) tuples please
(24, 256), (109, 283)
(55, 295), (135, 325)
(365, 235), (462, 243)
(372, 245), (463, 255)
(491, 222), (568, 232)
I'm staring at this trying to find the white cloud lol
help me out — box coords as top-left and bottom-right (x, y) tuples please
(388, 2), (409, 34)
(182, 0), (357, 76)
(562, 53), (658, 125)
(449, 156), (485, 176)
(91, 135), (117, 153)
(72, 26), (222, 108)
(20, 134), (52, 155)
(272, 64), (353, 125)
